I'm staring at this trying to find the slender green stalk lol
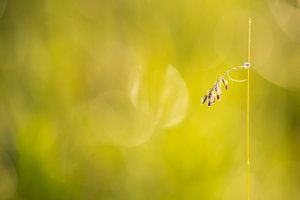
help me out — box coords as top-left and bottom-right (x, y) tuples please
(246, 18), (251, 200)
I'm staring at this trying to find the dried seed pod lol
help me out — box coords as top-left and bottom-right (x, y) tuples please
(208, 100), (212, 107)
(214, 85), (218, 92)
(221, 77), (228, 90)
(205, 89), (213, 106)
(201, 95), (208, 104)
(213, 84), (221, 101)
(210, 91), (216, 103)
(207, 89), (212, 99)
(216, 88), (222, 100)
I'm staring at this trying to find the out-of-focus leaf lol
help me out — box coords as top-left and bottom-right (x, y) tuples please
(129, 64), (189, 129)
(156, 65), (189, 128)
(128, 65), (150, 114)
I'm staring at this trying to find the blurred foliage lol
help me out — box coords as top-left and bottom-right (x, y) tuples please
(0, 0), (300, 199)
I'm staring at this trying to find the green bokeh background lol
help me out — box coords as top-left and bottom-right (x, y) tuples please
(1, 0), (300, 199)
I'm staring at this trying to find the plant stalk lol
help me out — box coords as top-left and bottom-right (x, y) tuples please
(246, 18), (251, 200)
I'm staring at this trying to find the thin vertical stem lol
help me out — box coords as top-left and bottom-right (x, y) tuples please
(246, 18), (251, 200)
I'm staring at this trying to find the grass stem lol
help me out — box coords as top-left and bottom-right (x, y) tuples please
(246, 17), (251, 200)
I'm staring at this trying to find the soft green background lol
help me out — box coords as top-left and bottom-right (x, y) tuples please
(1, 0), (300, 199)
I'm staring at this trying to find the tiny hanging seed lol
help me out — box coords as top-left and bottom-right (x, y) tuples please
(221, 77), (228, 90)
(201, 95), (208, 104)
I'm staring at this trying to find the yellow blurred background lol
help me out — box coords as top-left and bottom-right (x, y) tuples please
(0, 0), (300, 199)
